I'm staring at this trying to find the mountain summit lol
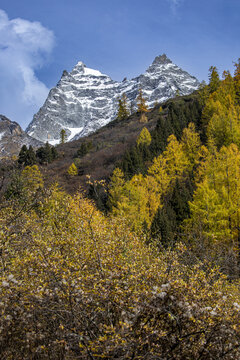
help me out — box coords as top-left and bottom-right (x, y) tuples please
(26, 55), (199, 144)
(152, 54), (172, 65)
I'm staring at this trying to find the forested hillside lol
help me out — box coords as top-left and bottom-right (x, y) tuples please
(107, 60), (240, 277)
(1, 61), (240, 359)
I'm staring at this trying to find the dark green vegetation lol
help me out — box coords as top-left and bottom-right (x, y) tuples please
(18, 142), (58, 166)
(76, 141), (93, 157)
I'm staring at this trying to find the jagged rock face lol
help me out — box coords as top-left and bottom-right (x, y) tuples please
(0, 115), (42, 159)
(26, 54), (199, 144)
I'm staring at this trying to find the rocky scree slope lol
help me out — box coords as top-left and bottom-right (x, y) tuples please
(26, 54), (199, 144)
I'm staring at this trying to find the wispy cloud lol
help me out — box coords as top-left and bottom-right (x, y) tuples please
(167, 0), (183, 14)
(0, 9), (55, 128)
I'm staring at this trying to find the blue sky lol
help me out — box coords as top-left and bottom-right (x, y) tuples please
(0, 0), (240, 128)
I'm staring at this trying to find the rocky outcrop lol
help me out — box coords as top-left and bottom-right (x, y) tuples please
(0, 115), (42, 159)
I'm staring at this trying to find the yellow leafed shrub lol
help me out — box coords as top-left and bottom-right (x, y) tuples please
(0, 185), (240, 359)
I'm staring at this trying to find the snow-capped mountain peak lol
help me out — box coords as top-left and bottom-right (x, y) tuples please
(71, 61), (105, 77)
(26, 54), (199, 143)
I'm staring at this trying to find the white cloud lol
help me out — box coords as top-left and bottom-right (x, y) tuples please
(0, 9), (55, 128)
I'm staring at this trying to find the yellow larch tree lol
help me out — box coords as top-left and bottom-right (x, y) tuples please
(108, 167), (125, 211)
(186, 143), (240, 251)
(137, 127), (152, 147)
(21, 164), (44, 192)
(67, 162), (78, 176)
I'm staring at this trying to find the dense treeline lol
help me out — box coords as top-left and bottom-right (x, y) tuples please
(18, 142), (58, 167)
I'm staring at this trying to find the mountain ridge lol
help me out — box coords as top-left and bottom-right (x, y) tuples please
(26, 54), (200, 144)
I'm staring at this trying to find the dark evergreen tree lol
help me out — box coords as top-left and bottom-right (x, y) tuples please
(167, 176), (194, 226)
(77, 141), (93, 157)
(150, 205), (176, 248)
(36, 142), (55, 164)
(150, 175), (194, 248)
(88, 182), (108, 213)
(44, 142), (53, 163)
(26, 146), (37, 166)
(121, 150), (133, 179)
(51, 146), (58, 160)
(18, 145), (28, 166)
(139, 143), (151, 163)
(36, 147), (46, 164)
(18, 145), (36, 166)
(129, 147), (141, 175)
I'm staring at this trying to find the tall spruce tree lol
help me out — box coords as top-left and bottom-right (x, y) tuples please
(27, 146), (37, 166)
(150, 205), (176, 248)
(18, 145), (28, 166)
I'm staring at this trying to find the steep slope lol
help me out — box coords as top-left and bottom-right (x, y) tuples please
(0, 115), (42, 159)
(39, 92), (202, 196)
(26, 54), (199, 144)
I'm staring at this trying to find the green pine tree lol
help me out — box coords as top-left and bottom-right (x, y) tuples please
(150, 205), (176, 248)
(18, 145), (36, 166)
(18, 145), (28, 166)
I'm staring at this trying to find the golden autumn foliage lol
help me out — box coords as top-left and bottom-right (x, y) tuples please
(179, 61), (240, 268)
(22, 164), (44, 192)
(67, 162), (78, 176)
(137, 88), (148, 113)
(1, 185), (240, 359)
(139, 113), (148, 123)
(108, 167), (125, 211)
(202, 69), (240, 149)
(185, 144), (240, 252)
(109, 124), (200, 232)
(136, 127), (152, 147)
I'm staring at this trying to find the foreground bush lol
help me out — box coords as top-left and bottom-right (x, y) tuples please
(0, 186), (240, 359)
